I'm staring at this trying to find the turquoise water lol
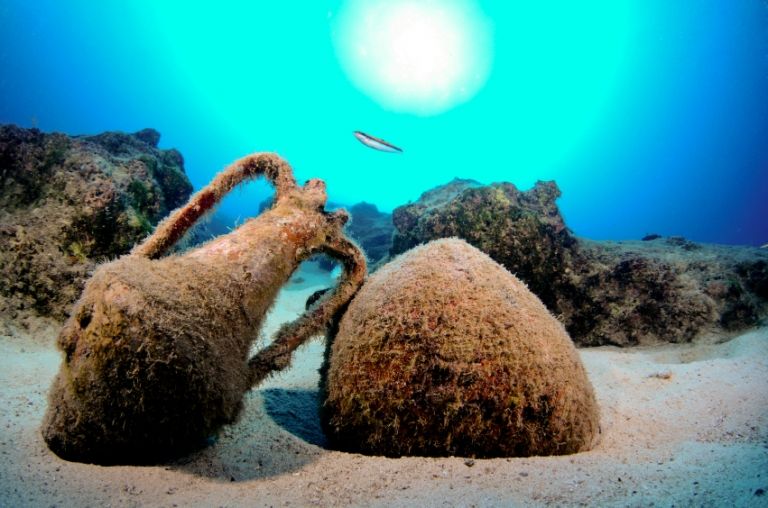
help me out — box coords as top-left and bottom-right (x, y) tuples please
(1, 1), (766, 245)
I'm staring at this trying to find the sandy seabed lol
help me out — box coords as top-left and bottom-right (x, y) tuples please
(1, 263), (767, 507)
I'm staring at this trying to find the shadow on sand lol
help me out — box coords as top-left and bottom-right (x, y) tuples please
(170, 388), (328, 482)
(262, 388), (327, 447)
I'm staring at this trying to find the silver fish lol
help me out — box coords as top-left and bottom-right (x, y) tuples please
(353, 131), (403, 153)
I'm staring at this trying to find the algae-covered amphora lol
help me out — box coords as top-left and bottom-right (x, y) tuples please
(322, 238), (598, 458)
(42, 153), (366, 464)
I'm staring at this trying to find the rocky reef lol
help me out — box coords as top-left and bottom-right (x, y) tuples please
(0, 125), (192, 322)
(391, 179), (768, 346)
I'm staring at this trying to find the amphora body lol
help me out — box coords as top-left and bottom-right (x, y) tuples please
(42, 153), (366, 464)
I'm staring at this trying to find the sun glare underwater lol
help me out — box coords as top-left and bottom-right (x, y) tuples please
(1, 0), (767, 246)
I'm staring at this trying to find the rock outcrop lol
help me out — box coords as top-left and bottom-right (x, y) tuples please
(0, 125), (193, 322)
(344, 202), (394, 266)
(391, 179), (768, 346)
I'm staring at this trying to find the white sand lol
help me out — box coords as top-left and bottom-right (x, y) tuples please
(1, 262), (766, 507)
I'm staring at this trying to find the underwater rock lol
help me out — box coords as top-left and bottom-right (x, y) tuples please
(344, 202), (394, 266)
(569, 240), (768, 344)
(42, 153), (367, 464)
(391, 177), (482, 251)
(665, 235), (701, 251)
(0, 124), (193, 322)
(391, 179), (768, 346)
(566, 241), (712, 345)
(392, 179), (578, 324)
(321, 238), (600, 458)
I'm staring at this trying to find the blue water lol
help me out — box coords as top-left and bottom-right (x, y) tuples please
(1, 1), (766, 246)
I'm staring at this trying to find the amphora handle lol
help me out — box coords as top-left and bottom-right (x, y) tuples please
(132, 152), (367, 388)
(132, 152), (298, 259)
(247, 230), (366, 387)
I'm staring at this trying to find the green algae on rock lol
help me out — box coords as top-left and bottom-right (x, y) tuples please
(0, 125), (192, 322)
(390, 179), (768, 346)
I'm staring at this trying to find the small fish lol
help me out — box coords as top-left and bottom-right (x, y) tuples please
(353, 131), (403, 153)
(761, 243), (768, 249)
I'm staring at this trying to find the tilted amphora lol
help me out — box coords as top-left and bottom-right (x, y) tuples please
(42, 153), (366, 464)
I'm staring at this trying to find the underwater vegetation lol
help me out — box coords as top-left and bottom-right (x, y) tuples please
(390, 178), (768, 346)
(0, 125), (191, 322)
(321, 238), (599, 458)
(42, 152), (366, 464)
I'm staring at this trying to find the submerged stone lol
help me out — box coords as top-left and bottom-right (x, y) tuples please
(390, 179), (768, 346)
(0, 124), (193, 322)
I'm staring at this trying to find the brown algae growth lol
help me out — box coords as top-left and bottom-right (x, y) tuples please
(322, 238), (599, 458)
(42, 152), (366, 464)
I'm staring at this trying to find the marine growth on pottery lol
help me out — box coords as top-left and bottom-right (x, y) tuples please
(322, 238), (599, 458)
(42, 153), (367, 464)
